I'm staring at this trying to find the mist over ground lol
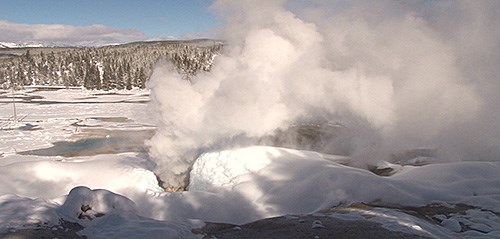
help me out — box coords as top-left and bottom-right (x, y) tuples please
(147, 0), (500, 189)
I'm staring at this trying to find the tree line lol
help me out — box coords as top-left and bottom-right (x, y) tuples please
(0, 40), (223, 90)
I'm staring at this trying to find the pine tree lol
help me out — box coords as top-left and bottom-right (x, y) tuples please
(0, 40), (222, 89)
(102, 61), (113, 91)
(135, 67), (147, 89)
(83, 61), (100, 90)
(116, 64), (124, 90)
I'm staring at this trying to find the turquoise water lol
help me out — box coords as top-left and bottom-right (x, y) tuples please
(19, 129), (153, 157)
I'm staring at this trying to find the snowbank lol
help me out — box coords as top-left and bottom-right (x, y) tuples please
(0, 186), (200, 239)
(0, 153), (163, 201)
(189, 146), (500, 217)
(0, 146), (498, 238)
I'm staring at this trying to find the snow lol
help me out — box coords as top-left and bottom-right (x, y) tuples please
(59, 186), (200, 239)
(0, 153), (163, 200)
(0, 194), (60, 229)
(189, 146), (500, 213)
(0, 89), (499, 238)
(0, 89), (153, 155)
(0, 187), (201, 239)
(0, 41), (44, 48)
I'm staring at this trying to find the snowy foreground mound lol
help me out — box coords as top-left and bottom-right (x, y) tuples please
(190, 146), (500, 213)
(0, 146), (499, 238)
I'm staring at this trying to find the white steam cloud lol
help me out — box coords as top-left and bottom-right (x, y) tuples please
(148, 0), (500, 188)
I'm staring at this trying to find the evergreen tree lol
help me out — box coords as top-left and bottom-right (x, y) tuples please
(102, 62), (113, 91)
(136, 67), (147, 89)
(0, 40), (222, 89)
(83, 61), (100, 90)
(116, 64), (124, 90)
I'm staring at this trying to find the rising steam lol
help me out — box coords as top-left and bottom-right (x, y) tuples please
(147, 0), (500, 189)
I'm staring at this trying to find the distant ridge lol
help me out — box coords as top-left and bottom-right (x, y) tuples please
(0, 39), (224, 49)
(0, 41), (44, 49)
(118, 39), (224, 47)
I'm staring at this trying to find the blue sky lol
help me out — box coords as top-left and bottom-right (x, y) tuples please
(0, 0), (218, 44)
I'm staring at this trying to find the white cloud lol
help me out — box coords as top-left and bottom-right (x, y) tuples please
(0, 20), (149, 46)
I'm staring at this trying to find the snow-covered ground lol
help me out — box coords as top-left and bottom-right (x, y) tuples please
(0, 89), (499, 238)
(0, 89), (153, 155)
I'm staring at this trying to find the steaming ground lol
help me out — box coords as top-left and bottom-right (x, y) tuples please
(148, 0), (500, 190)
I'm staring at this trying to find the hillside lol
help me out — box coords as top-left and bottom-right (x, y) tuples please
(0, 40), (223, 90)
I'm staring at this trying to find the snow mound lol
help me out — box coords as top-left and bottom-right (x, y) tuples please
(0, 186), (199, 239)
(58, 186), (198, 239)
(189, 146), (500, 215)
(58, 186), (138, 221)
(0, 195), (60, 231)
(0, 153), (164, 200)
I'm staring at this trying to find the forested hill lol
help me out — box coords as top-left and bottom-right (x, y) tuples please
(0, 39), (223, 90)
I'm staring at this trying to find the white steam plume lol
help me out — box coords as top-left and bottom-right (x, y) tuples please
(148, 0), (500, 189)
